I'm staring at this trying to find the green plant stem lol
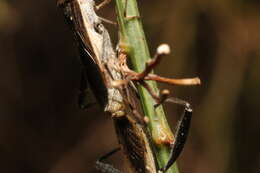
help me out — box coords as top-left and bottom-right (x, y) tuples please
(114, 0), (179, 173)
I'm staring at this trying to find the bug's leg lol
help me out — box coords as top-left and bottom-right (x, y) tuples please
(95, 0), (117, 25)
(99, 17), (117, 25)
(158, 98), (193, 173)
(96, 0), (112, 10)
(96, 148), (123, 173)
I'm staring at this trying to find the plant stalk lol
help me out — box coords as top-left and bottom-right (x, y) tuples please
(114, 0), (179, 173)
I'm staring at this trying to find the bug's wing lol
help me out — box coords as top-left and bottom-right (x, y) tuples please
(78, 68), (97, 109)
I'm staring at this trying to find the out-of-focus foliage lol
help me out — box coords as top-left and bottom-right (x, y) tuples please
(0, 0), (259, 173)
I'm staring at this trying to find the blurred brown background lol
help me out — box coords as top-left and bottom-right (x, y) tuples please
(0, 0), (259, 173)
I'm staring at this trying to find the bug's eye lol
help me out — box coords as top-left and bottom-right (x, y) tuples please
(94, 22), (104, 34)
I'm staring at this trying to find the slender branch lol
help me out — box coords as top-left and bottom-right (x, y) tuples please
(114, 0), (180, 172)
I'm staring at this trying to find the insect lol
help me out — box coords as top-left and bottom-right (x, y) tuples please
(58, 1), (158, 173)
(57, 0), (200, 173)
